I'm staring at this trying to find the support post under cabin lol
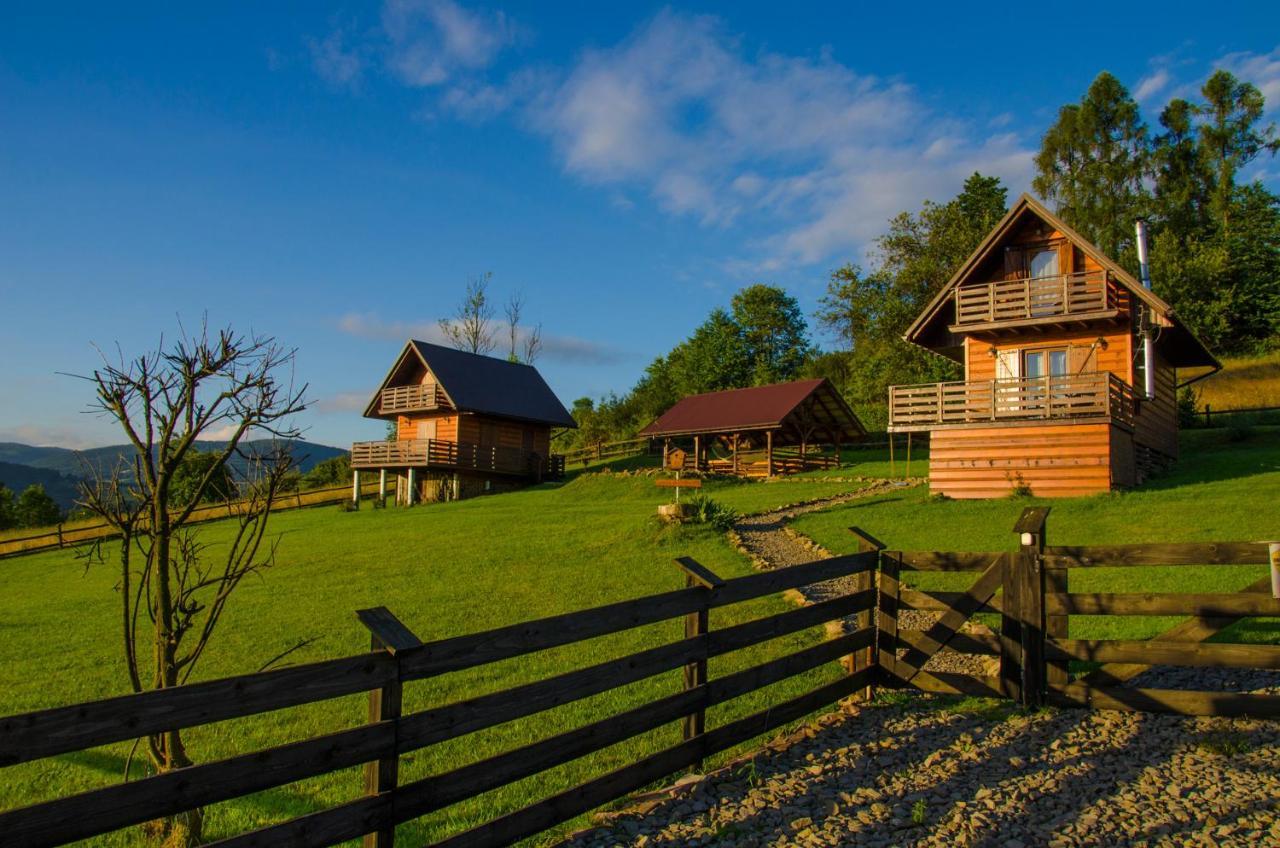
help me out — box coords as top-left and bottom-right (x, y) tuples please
(407, 468), (415, 506)
(379, 468), (386, 502)
(352, 469), (360, 507)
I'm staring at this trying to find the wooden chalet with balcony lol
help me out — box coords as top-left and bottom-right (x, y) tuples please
(890, 194), (1219, 499)
(352, 341), (574, 504)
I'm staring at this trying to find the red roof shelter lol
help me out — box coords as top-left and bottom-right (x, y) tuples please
(638, 379), (865, 477)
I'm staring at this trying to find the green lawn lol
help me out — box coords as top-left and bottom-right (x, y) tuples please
(792, 427), (1280, 643)
(0, 473), (867, 845)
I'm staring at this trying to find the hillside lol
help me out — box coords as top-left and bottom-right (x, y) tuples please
(0, 462), (83, 509)
(1194, 350), (1280, 411)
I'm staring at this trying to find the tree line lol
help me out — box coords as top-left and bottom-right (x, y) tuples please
(569, 67), (1279, 444)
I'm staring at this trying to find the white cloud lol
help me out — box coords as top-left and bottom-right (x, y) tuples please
(527, 10), (1035, 266)
(381, 0), (516, 88)
(336, 312), (622, 365)
(307, 28), (366, 89)
(1135, 68), (1171, 103)
(0, 424), (103, 450)
(314, 392), (370, 414)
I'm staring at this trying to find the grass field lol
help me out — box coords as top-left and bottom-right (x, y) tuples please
(0, 473), (870, 845)
(792, 427), (1280, 644)
(1195, 350), (1280, 411)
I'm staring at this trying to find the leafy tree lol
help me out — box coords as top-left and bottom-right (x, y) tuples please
(1034, 72), (1150, 260)
(816, 173), (1007, 419)
(299, 454), (352, 490)
(729, 284), (811, 384)
(673, 308), (753, 395)
(169, 450), (236, 506)
(1152, 98), (1213, 242)
(1198, 70), (1279, 234)
(0, 483), (15, 530)
(15, 483), (62, 528)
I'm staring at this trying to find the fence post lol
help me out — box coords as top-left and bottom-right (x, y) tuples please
(56, 524), (64, 549)
(1044, 516), (1068, 701)
(672, 557), (723, 771)
(1010, 507), (1049, 707)
(356, 607), (424, 848)
(876, 551), (902, 685)
(848, 527), (886, 700)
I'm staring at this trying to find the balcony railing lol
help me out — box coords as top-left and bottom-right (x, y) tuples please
(378, 384), (451, 415)
(350, 438), (565, 478)
(888, 372), (1135, 432)
(953, 270), (1116, 328)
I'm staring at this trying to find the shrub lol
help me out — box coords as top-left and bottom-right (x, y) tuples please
(15, 484), (62, 528)
(1177, 387), (1202, 429)
(684, 494), (739, 532)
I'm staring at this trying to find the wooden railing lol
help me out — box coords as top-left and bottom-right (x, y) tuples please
(0, 552), (877, 847)
(954, 270), (1115, 327)
(378, 384), (451, 414)
(887, 371), (1135, 432)
(351, 438), (565, 478)
(561, 437), (655, 466)
(874, 509), (1280, 717)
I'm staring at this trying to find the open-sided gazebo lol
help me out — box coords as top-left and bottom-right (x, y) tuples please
(638, 378), (866, 477)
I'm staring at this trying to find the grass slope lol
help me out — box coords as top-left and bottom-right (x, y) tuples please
(0, 473), (867, 845)
(1195, 350), (1280, 411)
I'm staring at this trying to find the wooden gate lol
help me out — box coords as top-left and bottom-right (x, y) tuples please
(871, 508), (1280, 716)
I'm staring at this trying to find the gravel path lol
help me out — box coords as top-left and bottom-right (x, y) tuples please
(728, 484), (995, 678)
(560, 693), (1280, 848)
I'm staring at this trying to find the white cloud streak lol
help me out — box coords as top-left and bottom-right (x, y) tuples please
(381, 0), (516, 87)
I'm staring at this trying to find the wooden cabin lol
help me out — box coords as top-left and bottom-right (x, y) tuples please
(639, 379), (866, 478)
(890, 194), (1219, 499)
(351, 341), (574, 503)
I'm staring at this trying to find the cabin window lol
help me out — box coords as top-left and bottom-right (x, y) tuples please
(1029, 248), (1059, 279)
(1023, 348), (1068, 379)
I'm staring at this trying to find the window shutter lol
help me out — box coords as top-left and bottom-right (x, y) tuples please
(1068, 343), (1095, 374)
(996, 349), (1021, 381)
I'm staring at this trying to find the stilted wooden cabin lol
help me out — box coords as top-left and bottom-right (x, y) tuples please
(638, 379), (866, 478)
(889, 194), (1219, 499)
(351, 341), (574, 504)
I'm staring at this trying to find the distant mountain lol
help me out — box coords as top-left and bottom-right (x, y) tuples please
(0, 440), (349, 509)
(0, 462), (84, 511)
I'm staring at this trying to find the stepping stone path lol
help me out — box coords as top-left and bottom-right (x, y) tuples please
(555, 485), (1280, 847)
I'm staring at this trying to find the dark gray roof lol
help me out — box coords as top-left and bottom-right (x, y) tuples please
(369, 341), (576, 427)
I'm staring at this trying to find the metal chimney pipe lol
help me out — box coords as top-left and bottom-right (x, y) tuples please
(1134, 220), (1156, 400)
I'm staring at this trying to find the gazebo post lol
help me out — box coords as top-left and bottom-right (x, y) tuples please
(663, 438), (670, 469)
(732, 433), (739, 475)
(693, 435), (701, 471)
(766, 430), (773, 478)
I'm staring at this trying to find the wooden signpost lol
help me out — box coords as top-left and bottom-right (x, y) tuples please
(657, 448), (701, 520)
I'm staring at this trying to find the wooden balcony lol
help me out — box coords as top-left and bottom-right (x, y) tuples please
(952, 270), (1119, 332)
(888, 372), (1135, 432)
(350, 438), (565, 479)
(378, 384), (452, 415)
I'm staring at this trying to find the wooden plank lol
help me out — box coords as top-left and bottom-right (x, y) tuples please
(897, 560), (1003, 679)
(396, 552), (875, 682)
(206, 796), (392, 848)
(1047, 639), (1280, 669)
(1079, 575), (1273, 686)
(395, 631), (869, 824)
(899, 588), (1002, 614)
(1048, 592), (1280, 616)
(655, 479), (702, 489)
(897, 629), (1000, 657)
(356, 607), (424, 655)
(1045, 563), (1070, 690)
(1050, 684), (1280, 718)
(673, 556), (725, 590)
(0, 722), (395, 846)
(429, 669), (873, 848)
(895, 551), (1005, 572)
(0, 652), (397, 767)
(1044, 541), (1270, 567)
(999, 553), (1022, 703)
(880, 668), (1007, 698)
(877, 553), (902, 680)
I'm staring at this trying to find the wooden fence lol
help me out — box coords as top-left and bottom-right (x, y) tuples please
(0, 550), (878, 847)
(0, 480), (393, 560)
(561, 437), (655, 467)
(873, 507), (1280, 716)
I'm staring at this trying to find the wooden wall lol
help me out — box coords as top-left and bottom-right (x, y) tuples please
(963, 328), (1132, 383)
(1132, 348), (1178, 460)
(928, 423), (1125, 499)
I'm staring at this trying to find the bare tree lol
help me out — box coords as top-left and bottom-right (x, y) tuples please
(76, 321), (307, 847)
(522, 322), (543, 364)
(439, 273), (496, 355)
(504, 291), (524, 362)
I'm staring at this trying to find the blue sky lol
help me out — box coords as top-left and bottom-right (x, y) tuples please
(2, 2), (1278, 449)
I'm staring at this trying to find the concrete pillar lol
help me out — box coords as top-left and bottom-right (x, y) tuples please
(352, 469), (360, 505)
(379, 468), (387, 500)
(407, 468), (415, 506)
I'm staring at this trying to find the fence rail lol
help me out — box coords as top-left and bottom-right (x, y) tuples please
(888, 371), (1134, 432)
(953, 270), (1115, 327)
(0, 480), (392, 561)
(561, 437), (654, 466)
(0, 550), (877, 847)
